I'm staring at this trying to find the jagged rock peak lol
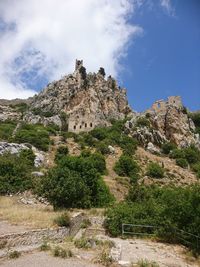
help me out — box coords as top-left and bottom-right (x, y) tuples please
(28, 59), (132, 132)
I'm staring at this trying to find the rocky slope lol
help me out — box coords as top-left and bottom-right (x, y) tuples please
(0, 60), (199, 150)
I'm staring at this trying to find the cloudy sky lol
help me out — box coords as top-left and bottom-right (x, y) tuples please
(0, 0), (199, 111)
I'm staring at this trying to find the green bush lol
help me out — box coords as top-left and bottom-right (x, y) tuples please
(170, 148), (185, 159)
(40, 153), (113, 209)
(146, 162), (164, 178)
(161, 142), (176, 155)
(55, 146), (69, 163)
(176, 158), (188, 168)
(114, 155), (140, 177)
(192, 163), (200, 178)
(0, 121), (16, 141)
(54, 213), (70, 227)
(136, 117), (150, 127)
(14, 123), (51, 151)
(0, 151), (35, 194)
(105, 184), (200, 252)
(96, 141), (110, 155)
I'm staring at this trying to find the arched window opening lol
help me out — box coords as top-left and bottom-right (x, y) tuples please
(74, 125), (76, 130)
(85, 123), (87, 128)
(90, 123), (93, 127)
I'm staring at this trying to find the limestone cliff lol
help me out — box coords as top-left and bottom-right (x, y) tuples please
(28, 60), (132, 132)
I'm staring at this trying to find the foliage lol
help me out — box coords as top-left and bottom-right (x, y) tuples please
(54, 213), (70, 227)
(114, 154), (140, 177)
(189, 112), (200, 134)
(0, 121), (16, 141)
(170, 146), (200, 176)
(146, 162), (164, 178)
(176, 158), (188, 168)
(88, 120), (137, 155)
(53, 246), (73, 258)
(161, 142), (177, 155)
(0, 151), (35, 194)
(105, 184), (200, 252)
(39, 153), (113, 209)
(32, 107), (54, 117)
(10, 102), (29, 114)
(136, 117), (150, 127)
(9, 251), (21, 259)
(14, 123), (51, 151)
(55, 146), (69, 163)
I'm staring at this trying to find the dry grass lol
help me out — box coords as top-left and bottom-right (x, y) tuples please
(0, 196), (64, 229)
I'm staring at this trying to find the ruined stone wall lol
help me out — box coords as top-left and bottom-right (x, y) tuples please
(0, 212), (85, 248)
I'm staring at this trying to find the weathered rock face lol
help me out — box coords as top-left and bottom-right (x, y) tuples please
(29, 60), (132, 132)
(0, 142), (45, 167)
(126, 96), (200, 149)
(0, 105), (21, 122)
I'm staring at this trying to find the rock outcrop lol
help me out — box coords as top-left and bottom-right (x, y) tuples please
(0, 142), (45, 167)
(126, 96), (200, 149)
(28, 60), (132, 132)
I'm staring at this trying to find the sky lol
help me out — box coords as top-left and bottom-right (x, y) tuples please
(0, 0), (199, 111)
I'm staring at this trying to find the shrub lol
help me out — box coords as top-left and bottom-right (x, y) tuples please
(176, 158), (188, 168)
(74, 237), (91, 249)
(53, 246), (73, 258)
(192, 163), (200, 178)
(40, 153), (113, 209)
(146, 162), (164, 178)
(96, 141), (110, 155)
(105, 184), (200, 252)
(54, 213), (70, 227)
(0, 151), (34, 194)
(14, 123), (51, 151)
(40, 242), (50, 251)
(184, 146), (200, 164)
(0, 121), (16, 141)
(114, 155), (140, 177)
(161, 142), (176, 155)
(9, 251), (21, 259)
(170, 148), (185, 159)
(55, 146), (69, 163)
(136, 117), (150, 127)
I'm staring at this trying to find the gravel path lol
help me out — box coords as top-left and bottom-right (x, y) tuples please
(0, 252), (103, 267)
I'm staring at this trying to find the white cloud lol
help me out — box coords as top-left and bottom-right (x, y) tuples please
(160, 0), (175, 16)
(0, 0), (143, 99)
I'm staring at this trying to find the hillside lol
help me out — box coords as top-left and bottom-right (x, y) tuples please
(0, 61), (200, 266)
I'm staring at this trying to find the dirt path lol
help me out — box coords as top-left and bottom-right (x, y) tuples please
(0, 252), (103, 267)
(0, 221), (30, 235)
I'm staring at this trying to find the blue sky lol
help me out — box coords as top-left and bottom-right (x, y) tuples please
(121, 0), (200, 111)
(0, 0), (199, 111)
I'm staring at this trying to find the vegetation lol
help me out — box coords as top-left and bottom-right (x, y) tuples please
(55, 146), (69, 163)
(146, 162), (164, 178)
(114, 154), (140, 178)
(170, 145), (200, 177)
(136, 117), (150, 127)
(189, 112), (200, 135)
(0, 150), (35, 194)
(8, 251), (21, 259)
(39, 152), (114, 209)
(53, 246), (73, 258)
(14, 123), (54, 151)
(0, 121), (16, 141)
(75, 120), (137, 156)
(54, 213), (70, 227)
(105, 184), (200, 252)
(161, 142), (177, 155)
(137, 259), (159, 267)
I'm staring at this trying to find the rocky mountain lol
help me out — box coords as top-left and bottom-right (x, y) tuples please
(26, 60), (132, 132)
(0, 59), (199, 150)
